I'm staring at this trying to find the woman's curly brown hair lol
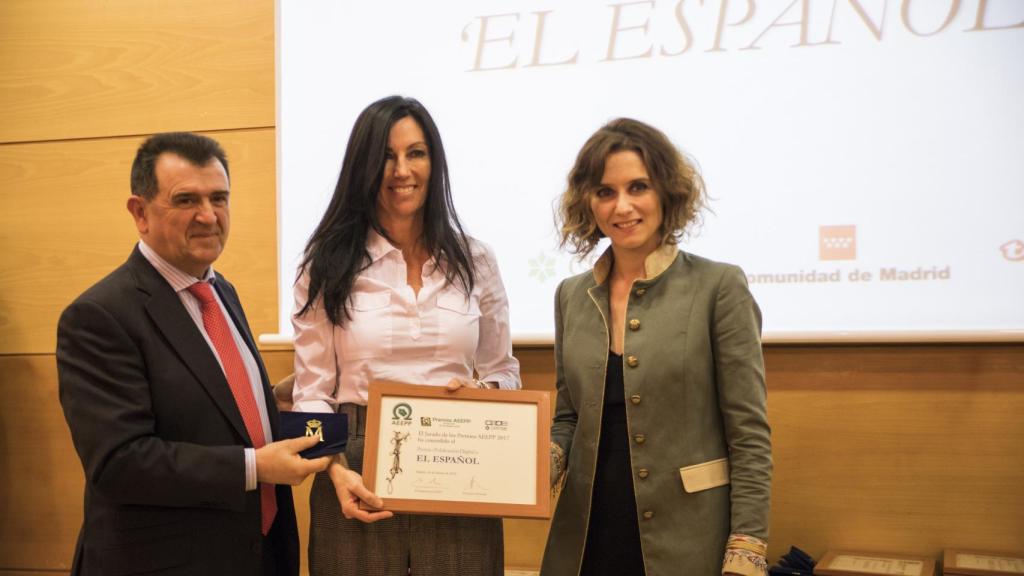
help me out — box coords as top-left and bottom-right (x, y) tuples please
(557, 118), (707, 257)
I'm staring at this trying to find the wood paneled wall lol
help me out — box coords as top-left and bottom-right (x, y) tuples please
(1, 1), (1021, 575)
(0, 0), (274, 144)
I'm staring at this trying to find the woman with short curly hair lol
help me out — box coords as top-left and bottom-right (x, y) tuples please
(543, 118), (772, 576)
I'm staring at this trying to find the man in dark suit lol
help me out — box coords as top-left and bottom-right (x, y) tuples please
(57, 132), (328, 576)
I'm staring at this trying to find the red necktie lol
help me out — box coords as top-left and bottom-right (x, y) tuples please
(187, 281), (276, 535)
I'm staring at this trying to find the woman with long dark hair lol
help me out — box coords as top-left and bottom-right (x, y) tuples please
(292, 95), (520, 576)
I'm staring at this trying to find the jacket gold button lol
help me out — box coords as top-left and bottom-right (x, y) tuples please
(626, 355), (639, 368)
(643, 510), (654, 519)
(634, 433), (646, 444)
(629, 318), (641, 331)
(638, 468), (649, 479)
(630, 394), (641, 405)
(635, 288), (647, 296)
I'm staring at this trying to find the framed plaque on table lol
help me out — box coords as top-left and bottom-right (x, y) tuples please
(815, 551), (937, 576)
(361, 381), (551, 519)
(943, 550), (1024, 576)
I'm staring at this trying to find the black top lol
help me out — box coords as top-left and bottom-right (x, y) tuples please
(580, 351), (646, 576)
(597, 350), (628, 453)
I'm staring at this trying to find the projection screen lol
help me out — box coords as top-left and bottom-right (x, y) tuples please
(273, 0), (1024, 343)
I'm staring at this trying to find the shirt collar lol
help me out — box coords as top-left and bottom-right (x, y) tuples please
(137, 240), (216, 293)
(366, 228), (401, 263)
(592, 242), (679, 284)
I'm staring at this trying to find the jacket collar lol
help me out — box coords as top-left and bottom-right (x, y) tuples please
(591, 243), (680, 285)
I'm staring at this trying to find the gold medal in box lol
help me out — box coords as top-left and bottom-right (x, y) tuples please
(279, 412), (348, 458)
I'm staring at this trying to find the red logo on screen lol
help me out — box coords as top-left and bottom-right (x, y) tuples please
(819, 225), (856, 261)
(1001, 239), (1024, 262)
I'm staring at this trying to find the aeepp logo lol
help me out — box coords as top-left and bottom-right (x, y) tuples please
(392, 403), (413, 420)
(421, 417), (432, 427)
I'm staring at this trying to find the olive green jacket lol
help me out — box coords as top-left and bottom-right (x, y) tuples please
(541, 245), (771, 576)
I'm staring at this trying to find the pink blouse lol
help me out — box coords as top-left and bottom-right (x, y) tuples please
(292, 230), (521, 413)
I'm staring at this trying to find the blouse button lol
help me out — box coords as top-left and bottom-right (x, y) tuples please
(633, 433), (646, 444)
(635, 288), (647, 297)
(628, 318), (641, 331)
(638, 468), (649, 479)
(626, 355), (639, 368)
(642, 510), (654, 520)
(630, 394), (641, 405)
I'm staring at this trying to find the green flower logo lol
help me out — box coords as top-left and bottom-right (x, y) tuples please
(528, 252), (557, 282)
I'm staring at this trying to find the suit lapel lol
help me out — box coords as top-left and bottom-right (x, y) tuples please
(127, 249), (253, 445)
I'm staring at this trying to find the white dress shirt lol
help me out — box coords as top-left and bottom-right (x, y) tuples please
(138, 240), (269, 491)
(292, 231), (521, 413)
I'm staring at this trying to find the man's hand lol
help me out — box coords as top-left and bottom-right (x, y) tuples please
(327, 456), (394, 523)
(255, 435), (330, 485)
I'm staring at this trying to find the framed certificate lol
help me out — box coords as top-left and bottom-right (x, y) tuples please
(815, 551), (936, 576)
(943, 550), (1024, 576)
(361, 381), (551, 519)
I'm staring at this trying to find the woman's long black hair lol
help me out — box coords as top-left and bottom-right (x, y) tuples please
(296, 95), (475, 325)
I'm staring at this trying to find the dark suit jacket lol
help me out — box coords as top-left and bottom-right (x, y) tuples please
(57, 247), (298, 576)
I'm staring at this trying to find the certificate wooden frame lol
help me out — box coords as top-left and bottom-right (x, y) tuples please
(361, 381), (551, 519)
(942, 550), (1024, 576)
(815, 550), (937, 576)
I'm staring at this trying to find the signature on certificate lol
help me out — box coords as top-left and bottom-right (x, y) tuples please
(464, 476), (489, 494)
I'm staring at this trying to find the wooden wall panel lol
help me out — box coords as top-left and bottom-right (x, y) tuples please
(0, 0), (274, 143)
(0, 355), (82, 571)
(766, 344), (1024, 559)
(0, 128), (278, 355)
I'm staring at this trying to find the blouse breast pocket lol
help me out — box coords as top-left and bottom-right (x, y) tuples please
(435, 291), (481, 353)
(340, 291), (392, 359)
